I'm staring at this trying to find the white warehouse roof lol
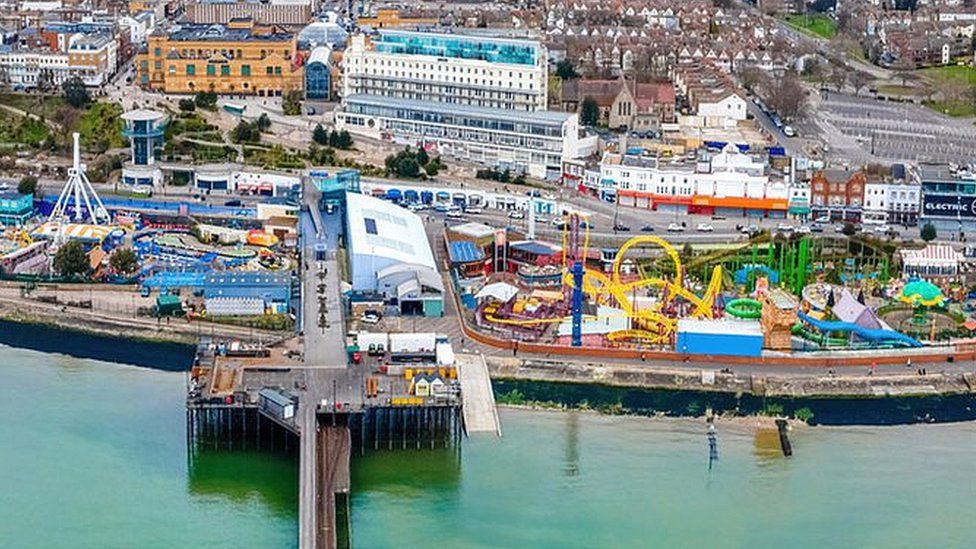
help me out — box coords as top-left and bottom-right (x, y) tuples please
(345, 192), (437, 291)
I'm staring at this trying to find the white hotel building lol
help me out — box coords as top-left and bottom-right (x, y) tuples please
(599, 145), (791, 218)
(340, 30), (547, 112)
(337, 30), (594, 178)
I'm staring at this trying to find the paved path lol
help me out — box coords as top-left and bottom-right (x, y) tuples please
(456, 353), (502, 436)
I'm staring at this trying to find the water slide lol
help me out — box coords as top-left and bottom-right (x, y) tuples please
(796, 312), (922, 348)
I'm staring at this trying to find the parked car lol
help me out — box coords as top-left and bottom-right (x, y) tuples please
(796, 225), (812, 234)
(741, 224), (761, 235)
(809, 223), (824, 233)
(508, 210), (525, 219)
(814, 215), (830, 223)
(777, 223), (794, 232)
(361, 311), (382, 325)
(640, 224), (655, 232)
(465, 207), (483, 215)
(433, 203), (450, 213)
(447, 211), (465, 219)
(613, 224), (631, 232)
(224, 199), (242, 207)
(874, 224), (892, 234)
(696, 223), (714, 232)
(783, 125), (797, 137)
(667, 223), (685, 232)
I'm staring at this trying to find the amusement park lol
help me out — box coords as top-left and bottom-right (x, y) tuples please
(445, 209), (975, 359)
(0, 126), (298, 328)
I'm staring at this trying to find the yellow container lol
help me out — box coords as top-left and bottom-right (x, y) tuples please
(404, 368), (413, 380)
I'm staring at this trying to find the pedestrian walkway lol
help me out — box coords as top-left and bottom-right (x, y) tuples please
(455, 353), (501, 436)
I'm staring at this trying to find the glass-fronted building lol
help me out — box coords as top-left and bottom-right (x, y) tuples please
(338, 94), (582, 178)
(304, 46), (331, 100)
(0, 192), (34, 226)
(372, 30), (539, 65)
(918, 165), (976, 234)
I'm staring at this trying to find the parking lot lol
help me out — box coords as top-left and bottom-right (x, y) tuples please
(809, 93), (976, 165)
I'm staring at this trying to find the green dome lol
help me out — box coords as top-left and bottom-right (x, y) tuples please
(899, 281), (944, 307)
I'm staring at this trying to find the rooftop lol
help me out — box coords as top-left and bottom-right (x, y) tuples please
(164, 24), (293, 42)
(345, 191), (436, 270)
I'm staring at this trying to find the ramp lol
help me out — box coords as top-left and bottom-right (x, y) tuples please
(455, 353), (501, 436)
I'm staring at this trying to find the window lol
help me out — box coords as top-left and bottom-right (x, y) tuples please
(221, 65), (230, 76)
(186, 64), (195, 76)
(266, 66), (273, 75)
(207, 64), (215, 76)
(364, 218), (378, 235)
(154, 47), (161, 57)
(241, 64), (250, 76)
(274, 66), (282, 75)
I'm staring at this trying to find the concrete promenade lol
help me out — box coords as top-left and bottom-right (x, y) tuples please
(456, 353), (502, 436)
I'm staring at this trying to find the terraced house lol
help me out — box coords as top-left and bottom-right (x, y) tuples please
(137, 20), (302, 96)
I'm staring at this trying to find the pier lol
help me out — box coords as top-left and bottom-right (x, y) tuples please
(187, 342), (468, 549)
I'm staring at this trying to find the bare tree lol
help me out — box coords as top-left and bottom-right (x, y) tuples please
(767, 72), (807, 121)
(737, 65), (768, 94)
(850, 71), (872, 96)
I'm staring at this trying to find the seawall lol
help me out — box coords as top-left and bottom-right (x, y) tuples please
(486, 357), (976, 398)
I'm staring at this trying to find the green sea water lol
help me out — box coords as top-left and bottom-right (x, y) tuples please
(3, 345), (976, 548)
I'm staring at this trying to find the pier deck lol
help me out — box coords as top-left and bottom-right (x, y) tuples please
(456, 353), (501, 436)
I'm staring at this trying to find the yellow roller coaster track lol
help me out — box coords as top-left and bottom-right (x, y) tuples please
(484, 223), (724, 342)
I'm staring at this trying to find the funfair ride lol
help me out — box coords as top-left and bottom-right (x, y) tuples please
(49, 133), (110, 237)
(482, 213), (724, 346)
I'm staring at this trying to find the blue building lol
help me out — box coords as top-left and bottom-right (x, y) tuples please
(121, 110), (166, 187)
(0, 192), (34, 226)
(304, 46), (332, 100)
(918, 165), (976, 234)
(309, 168), (360, 211)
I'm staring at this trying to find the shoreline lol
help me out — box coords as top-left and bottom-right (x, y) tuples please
(0, 294), (283, 346)
(487, 356), (976, 399)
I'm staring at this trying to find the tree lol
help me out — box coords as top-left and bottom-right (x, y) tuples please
(256, 113), (271, 131)
(767, 72), (807, 121)
(394, 157), (421, 178)
(334, 130), (353, 150)
(18, 175), (38, 196)
(282, 89), (303, 116)
(109, 248), (139, 275)
(312, 123), (329, 145)
(53, 241), (89, 277)
(424, 160), (440, 177)
(737, 65), (767, 93)
(416, 147), (430, 168)
(841, 222), (856, 236)
(178, 98), (196, 112)
(62, 77), (90, 109)
(851, 71), (873, 97)
(555, 59), (578, 79)
(194, 91), (218, 110)
(580, 96), (600, 126)
(230, 120), (260, 143)
(921, 223), (937, 242)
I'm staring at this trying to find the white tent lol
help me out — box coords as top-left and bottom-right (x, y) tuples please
(475, 282), (519, 303)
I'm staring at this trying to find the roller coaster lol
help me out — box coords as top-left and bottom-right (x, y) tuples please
(482, 214), (724, 344)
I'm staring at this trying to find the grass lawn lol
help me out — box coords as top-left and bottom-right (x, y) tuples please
(78, 101), (125, 152)
(875, 84), (924, 97)
(0, 110), (51, 146)
(923, 100), (976, 118)
(0, 93), (67, 121)
(783, 14), (837, 39)
(919, 65), (976, 86)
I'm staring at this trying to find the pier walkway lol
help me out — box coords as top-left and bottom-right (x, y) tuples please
(456, 353), (502, 436)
